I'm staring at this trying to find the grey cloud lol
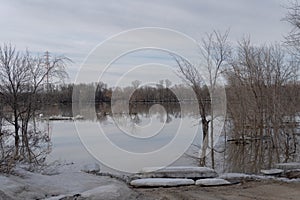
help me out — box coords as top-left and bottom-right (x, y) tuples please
(0, 0), (291, 83)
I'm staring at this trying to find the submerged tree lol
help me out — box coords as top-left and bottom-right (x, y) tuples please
(0, 44), (68, 171)
(175, 30), (230, 168)
(226, 39), (299, 172)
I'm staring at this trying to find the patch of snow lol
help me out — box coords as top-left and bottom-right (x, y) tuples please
(82, 163), (100, 173)
(44, 183), (135, 200)
(44, 195), (66, 200)
(81, 184), (133, 200)
(260, 169), (283, 175)
(0, 163), (133, 200)
(130, 178), (195, 187)
(140, 166), (213, 173)
(219, 172), (300, 183)
(74, 115), (84, 120)
(195, 178), (231, 186)
(136, 166), (217, 179)
(220, 173), (277, 181)
(40, 165), (61, 176)
(279, 178), (300, 183)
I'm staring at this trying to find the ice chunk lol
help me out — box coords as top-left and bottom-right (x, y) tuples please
(130, 178), (195, 187)
(135, 166), (217, 179)
(195, 178), (231, 186)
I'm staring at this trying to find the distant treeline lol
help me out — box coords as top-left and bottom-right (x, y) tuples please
(33, 81), (209, 104)
(15, 80), (299, 114)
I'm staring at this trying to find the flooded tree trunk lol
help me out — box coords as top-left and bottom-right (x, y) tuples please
(200, 117), (210, 166)
(14, 111), (19, 159)
(210, 111), (215, 169)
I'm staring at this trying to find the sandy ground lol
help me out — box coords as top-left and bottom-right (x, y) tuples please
(133, 180), (300, 200)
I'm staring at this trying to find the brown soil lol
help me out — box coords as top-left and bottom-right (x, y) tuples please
(132, 180), (300, 200)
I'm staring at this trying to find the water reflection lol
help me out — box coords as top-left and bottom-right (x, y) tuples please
(224, 115), (300, 173)
(40, 103), (300, 174)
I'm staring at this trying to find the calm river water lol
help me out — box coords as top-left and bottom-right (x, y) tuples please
(40, 103), (300, 174)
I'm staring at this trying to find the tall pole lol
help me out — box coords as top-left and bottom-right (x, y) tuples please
(44, 51), (51, 140)
(45, 51), (50, 93)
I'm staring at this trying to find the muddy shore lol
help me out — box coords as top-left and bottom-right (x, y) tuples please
(133, 180), (300, 200)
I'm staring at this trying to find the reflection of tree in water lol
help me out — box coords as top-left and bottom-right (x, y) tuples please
(166, 114), (172, 124)
(98, 102), (177, 121)
(130, 113), (141, 124)
(111, 113), (135, 134)
(219, 37), (300, 173)
(224, 118), (299, 174)
(40, 102), (300, 174)
(0, 116), (52, 172)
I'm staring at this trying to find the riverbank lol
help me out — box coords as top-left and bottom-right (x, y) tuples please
(134, 180), (300, 200)
(0, 163), (134, 200)
(0, 163), (300, 200)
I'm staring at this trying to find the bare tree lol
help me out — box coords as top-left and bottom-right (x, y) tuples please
(225, 39), (299, 172)
(201, 30), (230, 168)
(131, 80), (141, 102)
(131, 80), (141, 89)
(284, 0), (300, 57)
(0, 44), (68, 169)
(175, 30), (230, 168)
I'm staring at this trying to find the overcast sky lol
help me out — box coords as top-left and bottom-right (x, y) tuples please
(0, 0), (292, 85)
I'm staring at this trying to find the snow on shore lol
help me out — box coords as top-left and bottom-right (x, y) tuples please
(0, 164), (135, 200)
(1, 163), (300, 200)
